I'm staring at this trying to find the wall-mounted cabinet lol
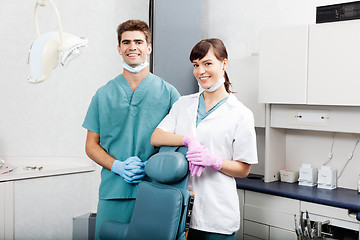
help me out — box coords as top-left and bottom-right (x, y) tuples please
(259, 20), (360, 183)
(259, 20), (360, 106)
(258, 25), (308, 104)
(307, 20), (360, 106)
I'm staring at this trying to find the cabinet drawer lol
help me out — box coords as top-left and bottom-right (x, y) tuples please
(244, 191), (299, 231)
(301, 201), (359, 224)
(244, 191), (299, 214)
(243, 220), (269, 239)
(244, 234), (264, 240)
(270, 226), (297, 240)
(244, 204), (296, 231)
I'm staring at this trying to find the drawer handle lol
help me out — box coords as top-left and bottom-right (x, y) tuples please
(347, 210), (360, 221)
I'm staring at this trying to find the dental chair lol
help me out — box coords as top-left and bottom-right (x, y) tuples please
(99, 146), (194, 240)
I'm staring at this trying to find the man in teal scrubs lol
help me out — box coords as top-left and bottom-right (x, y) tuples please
(82, 20), (180, 240)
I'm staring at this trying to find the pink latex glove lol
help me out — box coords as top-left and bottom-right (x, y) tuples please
(186, 145), (223, 171)
(189, 163), (205, 177)
(182, 134), (205, 176)
(182, 134), (201, 151)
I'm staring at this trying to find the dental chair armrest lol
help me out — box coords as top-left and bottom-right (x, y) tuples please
(99, 221), (128, 240)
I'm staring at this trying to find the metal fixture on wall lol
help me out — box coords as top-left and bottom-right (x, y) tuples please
(27, 0), (88, 84)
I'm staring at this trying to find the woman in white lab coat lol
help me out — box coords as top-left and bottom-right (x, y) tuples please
(151, 38), (258, 240)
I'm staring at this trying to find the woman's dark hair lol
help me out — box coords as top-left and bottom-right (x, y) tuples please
(190, 38), (232, 93)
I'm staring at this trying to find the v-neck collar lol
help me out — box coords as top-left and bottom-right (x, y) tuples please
(198, 93), (228, 114)
(116, 73), (154, 106)
(197, 93), (228, 125)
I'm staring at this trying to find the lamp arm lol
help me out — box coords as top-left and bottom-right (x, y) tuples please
(34, 0), (63, 45)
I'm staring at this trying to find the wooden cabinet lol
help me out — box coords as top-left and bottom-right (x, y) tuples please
(259, 20), (360, 106)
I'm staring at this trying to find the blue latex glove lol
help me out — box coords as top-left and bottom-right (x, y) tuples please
(111, 156), (146, 183)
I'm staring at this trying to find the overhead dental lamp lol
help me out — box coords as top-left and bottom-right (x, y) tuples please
(27, 0), (88, 84)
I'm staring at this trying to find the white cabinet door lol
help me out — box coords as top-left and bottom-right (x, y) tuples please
(258, 25), (308, 104)
(243, 220), (269, 240)
(13, 172), (95, 240)
(270, 227), (297, 240)
(0, 182), (13, 240)
(243, 191), (299, 231)
(244, 235), (264, 240)
(308, 20), (360, 106)
(0, 183), (5, 240)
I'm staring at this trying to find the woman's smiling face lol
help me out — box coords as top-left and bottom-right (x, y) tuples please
(192, 47), (227, 90)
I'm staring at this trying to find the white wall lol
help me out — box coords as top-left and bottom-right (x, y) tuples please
(0, 0), (149, 158)
(202, 0), (348, 59)
(0, 0), (352, 161)
(286, 130), (360, 189)
(0, 1), (149, 238)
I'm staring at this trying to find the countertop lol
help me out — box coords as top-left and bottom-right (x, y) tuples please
(0, 156), (95, 182)
(236, 177), (360, 213)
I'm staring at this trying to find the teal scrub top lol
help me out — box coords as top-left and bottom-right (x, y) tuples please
(83, 73), (180, 199)
(196, 93), (228, 126)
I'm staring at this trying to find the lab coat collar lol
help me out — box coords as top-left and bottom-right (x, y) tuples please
(187, 91), (200, 110)
(199, 93), (237, 122)
(185, 92), (201, 133)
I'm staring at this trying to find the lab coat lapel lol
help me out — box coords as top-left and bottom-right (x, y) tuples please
(202, 106), (223, 122)
(187, 93), (201, 133)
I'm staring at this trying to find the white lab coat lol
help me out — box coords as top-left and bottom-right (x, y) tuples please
(157, 92), (258, 234)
